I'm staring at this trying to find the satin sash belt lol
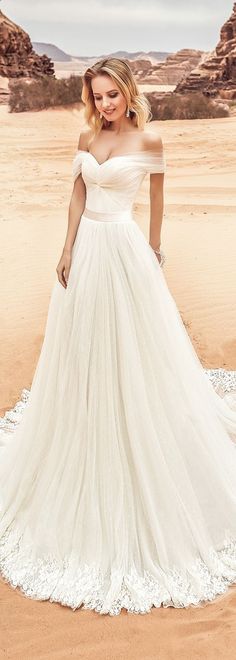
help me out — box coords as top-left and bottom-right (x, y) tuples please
(82, 207), (135, 223)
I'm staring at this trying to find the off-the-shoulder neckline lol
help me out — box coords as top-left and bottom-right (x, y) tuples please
(75, 148), (164, 167)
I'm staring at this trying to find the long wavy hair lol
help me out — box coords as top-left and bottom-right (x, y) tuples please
(81, 58), (152, 140)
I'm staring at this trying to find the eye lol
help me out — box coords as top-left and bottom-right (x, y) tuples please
(94, 92), (118, 100)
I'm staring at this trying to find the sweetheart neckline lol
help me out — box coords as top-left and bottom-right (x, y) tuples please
(76, 149), (164, 167)
(77, 150), (143, 167)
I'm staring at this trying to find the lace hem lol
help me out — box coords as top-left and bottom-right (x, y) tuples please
(1, 368), (236, 615)
(1, 522), (236, 615)
(0, 369), (236, 439)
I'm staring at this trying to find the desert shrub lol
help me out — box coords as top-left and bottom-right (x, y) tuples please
(8, 74), (83, 112)
(145, 91), (230, 120)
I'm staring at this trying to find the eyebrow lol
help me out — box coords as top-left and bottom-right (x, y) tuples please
(93, 89), (118, 94)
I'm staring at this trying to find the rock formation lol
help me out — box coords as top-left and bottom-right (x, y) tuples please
(0, 10), (54, 79)
(127, 50), (205, 85)
(175, 2), (236, 98)
(0, 75), (9, 103)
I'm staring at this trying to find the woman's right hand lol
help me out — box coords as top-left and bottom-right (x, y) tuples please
(56, 249), (72, 289)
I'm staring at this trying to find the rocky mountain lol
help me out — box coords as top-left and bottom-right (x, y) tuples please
(175, 2), (236, 98)
(19, 43), (214, 90)
(32, 44), (171, 64)
(128, 49), (206, 85)
(99, 50), (170, 63)
(0, 10), (55, 78)
(0, 75), (8, 103)
(32, 42), (72, 62)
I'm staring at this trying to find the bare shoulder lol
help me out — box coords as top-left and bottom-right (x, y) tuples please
(77, 128), (93, 151)
(142, 131), (163, 153)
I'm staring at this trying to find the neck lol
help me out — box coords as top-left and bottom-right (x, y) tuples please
(106, 115), (133, 133)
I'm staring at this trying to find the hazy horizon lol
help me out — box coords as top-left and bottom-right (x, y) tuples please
(1, 0), (234, 57)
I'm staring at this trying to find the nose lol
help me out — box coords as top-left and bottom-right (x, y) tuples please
(102, 98), (111, 108)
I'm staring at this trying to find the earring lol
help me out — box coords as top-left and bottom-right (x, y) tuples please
(100, 112), (103, 119)
(126, 106), (130, 117)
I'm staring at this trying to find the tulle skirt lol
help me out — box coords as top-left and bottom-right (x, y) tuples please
(1, 210), (236, 615)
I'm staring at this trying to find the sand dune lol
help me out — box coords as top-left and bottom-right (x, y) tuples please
(0, 102), (236, 658)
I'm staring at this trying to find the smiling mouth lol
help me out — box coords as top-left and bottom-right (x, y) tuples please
(104, 109), (114, 114)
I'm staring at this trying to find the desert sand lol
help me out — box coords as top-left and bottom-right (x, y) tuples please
(0, 101), (236, 658)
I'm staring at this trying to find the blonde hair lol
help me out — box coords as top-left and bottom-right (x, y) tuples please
(81, 57), (152, 139)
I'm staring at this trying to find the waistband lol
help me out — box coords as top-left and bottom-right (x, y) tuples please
(82, 207), (134, 223)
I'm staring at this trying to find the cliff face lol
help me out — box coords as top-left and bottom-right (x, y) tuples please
(0, 10), (54, 79)
(127, 50), (205, 85)
(175, 3), (236, 98)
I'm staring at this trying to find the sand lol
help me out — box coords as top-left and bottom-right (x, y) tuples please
(0, 101), (236, 658)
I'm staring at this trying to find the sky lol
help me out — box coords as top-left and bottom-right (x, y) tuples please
(1, 0), (234, 56)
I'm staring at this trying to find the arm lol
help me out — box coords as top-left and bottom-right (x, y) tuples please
(56, 130), (89, 289)
(145, 133), (165, 252)
(62, 130), (89, 254)
(149, 171), (164, 251)
(62, 175), (86, 254)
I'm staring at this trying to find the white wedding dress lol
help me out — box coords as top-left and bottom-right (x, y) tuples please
(1, 148), (236, 616)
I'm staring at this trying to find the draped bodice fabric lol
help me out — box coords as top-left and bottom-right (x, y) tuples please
(72, 149), (166, 214)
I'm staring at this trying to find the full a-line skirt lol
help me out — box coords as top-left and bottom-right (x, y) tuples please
(1, 213), (236, 615)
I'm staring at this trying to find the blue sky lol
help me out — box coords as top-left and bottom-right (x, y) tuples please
(1, 0), (234, 56)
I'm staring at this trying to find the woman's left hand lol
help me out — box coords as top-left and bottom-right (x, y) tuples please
(150, 245), (166, 267)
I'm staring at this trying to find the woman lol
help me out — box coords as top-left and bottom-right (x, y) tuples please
(0, 57), (236, 616)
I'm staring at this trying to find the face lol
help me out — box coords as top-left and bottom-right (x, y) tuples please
(91, 74), (127, 121)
